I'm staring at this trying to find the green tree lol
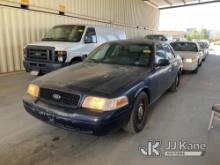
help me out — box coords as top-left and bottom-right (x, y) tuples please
(185, 28), (209, 41)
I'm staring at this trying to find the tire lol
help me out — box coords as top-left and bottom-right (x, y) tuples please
(25, 68), (29, 72)
(192, 67), (198, 73)
(199, 60), (202, 67)
(192, 61), (199, 74)
(169, 74), (180, 92)
(123, 92), (149, 134)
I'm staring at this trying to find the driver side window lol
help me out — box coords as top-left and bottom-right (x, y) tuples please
(84, 27), (97, 43)
(155, 44), (167, 63)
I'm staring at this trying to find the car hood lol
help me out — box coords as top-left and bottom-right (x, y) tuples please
(27, 41), (81, 51)
(175, 51), (198, 59)
(34, 63), (149, 97)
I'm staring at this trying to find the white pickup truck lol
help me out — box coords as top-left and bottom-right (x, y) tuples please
(23, 24), (126, 74)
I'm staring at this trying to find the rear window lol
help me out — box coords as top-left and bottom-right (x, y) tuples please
(171, 42), (198, 52)
(198, 42), (207, 49)
(145, 35), (166, 41)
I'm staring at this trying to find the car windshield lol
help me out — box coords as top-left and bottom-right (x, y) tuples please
(171, 42), (198, 52)
(42, 25), (85, 42)
(86, 43), (153, 67)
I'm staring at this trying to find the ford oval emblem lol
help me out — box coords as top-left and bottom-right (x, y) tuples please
(52, 94), (61, 100)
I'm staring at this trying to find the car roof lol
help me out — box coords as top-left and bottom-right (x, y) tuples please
(171, 41), (197, 44)
(107, 39), (163, 45)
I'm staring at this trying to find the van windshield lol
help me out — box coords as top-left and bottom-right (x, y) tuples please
(42, 25), (85, 42)
(171, 42), (198, 52)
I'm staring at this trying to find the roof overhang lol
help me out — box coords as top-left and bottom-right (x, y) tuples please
(143, 0), (220, 10)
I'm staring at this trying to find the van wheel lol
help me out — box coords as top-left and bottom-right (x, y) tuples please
(123, 92), (149, 134)
(169, 74), (179, 92)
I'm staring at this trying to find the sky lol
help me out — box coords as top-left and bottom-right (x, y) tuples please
(159, 2), (220, 31)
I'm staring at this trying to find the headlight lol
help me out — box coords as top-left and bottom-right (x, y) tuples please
(82, 96), (129, 111)
(58, 56), (64, 62)
(55, 51), (67, 63)
(185, 58), (193, 63)
(185, 58), (196, 63)
(27, 84), (40, 98)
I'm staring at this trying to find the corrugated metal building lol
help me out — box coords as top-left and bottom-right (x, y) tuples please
(0, 0), (160, 73)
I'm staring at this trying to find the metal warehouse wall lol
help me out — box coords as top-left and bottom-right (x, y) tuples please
(0, 0), (160, 73)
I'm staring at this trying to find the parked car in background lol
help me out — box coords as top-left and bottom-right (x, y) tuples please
(198, 41), (209, 61)
(145, 34), (170, 42)
(171, 41), (203, 73)
(23, 39), (182, 135)
(23, 24), (126, 75)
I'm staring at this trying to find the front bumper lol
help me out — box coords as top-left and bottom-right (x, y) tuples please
(23, 60), (67, 73)
(182, 62), (198, 71)
(23, 96), (130, 135)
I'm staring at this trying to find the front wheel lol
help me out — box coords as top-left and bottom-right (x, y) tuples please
(123, 92), (149, 134)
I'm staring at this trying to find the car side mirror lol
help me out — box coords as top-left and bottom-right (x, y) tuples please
(156, 59), (170, 67)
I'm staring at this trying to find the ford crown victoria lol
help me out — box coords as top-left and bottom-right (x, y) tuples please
(23, 40), (181, 135)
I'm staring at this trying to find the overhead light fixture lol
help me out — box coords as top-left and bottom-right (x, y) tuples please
(59, 4), (65, 15)
(20, 0), (29, 9)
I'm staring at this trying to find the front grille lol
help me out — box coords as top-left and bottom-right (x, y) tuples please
(27, 46), (54, 62)
(40, 88), (81, 108)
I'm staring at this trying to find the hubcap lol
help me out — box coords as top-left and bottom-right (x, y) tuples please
(137, 103), (144, 121)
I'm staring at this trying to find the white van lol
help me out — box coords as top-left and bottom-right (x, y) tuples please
(23, 24), (126, 74)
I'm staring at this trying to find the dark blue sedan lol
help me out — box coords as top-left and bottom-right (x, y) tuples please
(23, 40), (181, 135)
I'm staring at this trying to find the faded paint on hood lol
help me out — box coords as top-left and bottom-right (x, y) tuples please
(34, 62), (149, 97)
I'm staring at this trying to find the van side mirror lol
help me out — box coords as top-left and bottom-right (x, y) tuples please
(84, 36), (97, 44)
(156, 59), (170, 67)
(84, 36), (93, 43)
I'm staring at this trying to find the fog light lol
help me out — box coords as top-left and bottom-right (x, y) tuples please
(27, 84), (39, 98)
(58, 56), (64, 62)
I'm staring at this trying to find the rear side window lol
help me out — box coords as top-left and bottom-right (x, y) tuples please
(155, 44), (168, 63)
(163, 44), (175, 60)
(171, 42), (198, 52)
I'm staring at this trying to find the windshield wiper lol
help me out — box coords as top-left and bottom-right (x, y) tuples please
(88, 59), (101, 63)
(42, 38), (54, 41)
